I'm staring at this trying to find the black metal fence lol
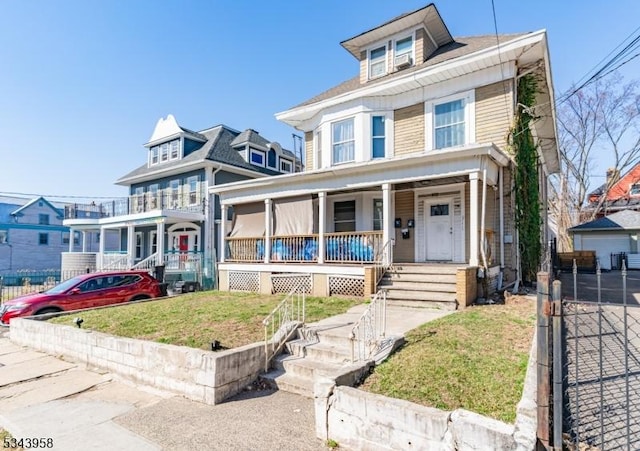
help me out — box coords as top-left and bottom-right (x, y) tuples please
(0, 269), (87, 302)
(539, 262), (640, 450)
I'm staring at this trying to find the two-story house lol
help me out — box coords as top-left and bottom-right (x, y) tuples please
(212, 3), (560, 307)
(0, 195), (117, 274)
(62, 114), (298, 287)
(586, 165), (640, 217)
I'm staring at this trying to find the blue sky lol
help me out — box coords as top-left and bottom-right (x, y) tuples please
(1, 0), (638, 200)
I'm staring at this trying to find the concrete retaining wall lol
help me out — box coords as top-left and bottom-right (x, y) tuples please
(10, 318), (265, 405)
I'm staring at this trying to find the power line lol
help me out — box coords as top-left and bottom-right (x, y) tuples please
(0, 191), (127, 201)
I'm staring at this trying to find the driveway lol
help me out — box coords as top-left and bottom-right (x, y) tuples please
(559, 270), (640, 306)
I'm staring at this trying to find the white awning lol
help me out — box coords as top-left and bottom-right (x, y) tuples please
(229, 202), (265, 237)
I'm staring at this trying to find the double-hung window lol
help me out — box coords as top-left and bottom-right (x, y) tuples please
(170, 140), (179, 159)
(395, 36), (413, 61)
(434, 99), (466, 149)
(39, 214), (50, 225)
(160, 143), (169, 162)
(332, 118), (355, 164)
(150, 147), (159, 165)
(170, 179), (180, 207)
(148, 184), (159, 209)
(188, 176), (199, 205)
(373, 199), (383, 231)
(372, 116), (386, 159)
(280, 159), (292, 173)
(369, 46), (386, 79)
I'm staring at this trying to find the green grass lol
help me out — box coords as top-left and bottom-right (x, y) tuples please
(49, 290), (361, 350)
(360, 297), (535, 423)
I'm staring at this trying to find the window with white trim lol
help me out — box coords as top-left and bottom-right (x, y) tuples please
(250, 148), (265, 167)
(150, 139), (180, 165)
(135, 232), (143, 260)
(334, 200), (356, 232)
(372, 116), (386, 159)
(267, 149), (277, 169)
(369, 45), (386, 79)
(160, 142), (169, 162)
(187, 176), (199, 205)
(434, 99), (466, 149)
(133, 186), (144, 212)
(630, 183), (640, 196)
(148, 184), (159, 209)
(170, 140), (179, 159)
(280, 159), (292, 173)
(150, 231), (157, 255)
(373, 199), (383, 231)
(395, 36), (413, 61)
(150, 147), (159, 165)
(0, 230), (7, 244)
(170, 179), (180, 206)
(332, 118), (355, 164)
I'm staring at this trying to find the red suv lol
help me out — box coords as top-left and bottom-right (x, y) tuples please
(0, 270), (163, 325)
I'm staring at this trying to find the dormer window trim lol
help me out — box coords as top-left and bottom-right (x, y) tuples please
(393, 34), (414, 69)
(368, 44), (387, 80)
(250, 148), (266, 167)
(148, 137), (182, 167)
(364, 25), (422, 81)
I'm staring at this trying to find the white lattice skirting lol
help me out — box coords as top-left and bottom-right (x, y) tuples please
(271, 274), (312, 294)
(228, 271), (260, 292)
(328, 275), (365, 297)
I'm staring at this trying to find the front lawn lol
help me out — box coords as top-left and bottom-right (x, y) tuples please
(49, 290), (361, 350)
(360, 296), (535, 423)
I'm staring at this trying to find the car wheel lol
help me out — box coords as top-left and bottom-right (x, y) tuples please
(129, 295), (150, 302)
(34, 307), (62, 317)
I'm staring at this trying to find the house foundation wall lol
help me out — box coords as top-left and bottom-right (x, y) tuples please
(456, 266), (477, 307)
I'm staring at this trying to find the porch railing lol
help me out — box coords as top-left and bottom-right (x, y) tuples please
(349, 289), (387, 362)
(164, 252), (202, 271)
(63, 183), (206, 219)
(373, 239), (394, 285)
(132, 252), (159, 271)
(226, 231), (383, 264)
(263, 287), (306, 372)
(100, 251), (129, 270)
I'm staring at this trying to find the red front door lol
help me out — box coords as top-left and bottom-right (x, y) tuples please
(179, 235), (189, 252)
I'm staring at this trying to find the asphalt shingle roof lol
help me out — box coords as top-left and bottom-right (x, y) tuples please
(294, 33), (529, 109)
(116, 125), (283, 183)
(570, 210), (640, 231)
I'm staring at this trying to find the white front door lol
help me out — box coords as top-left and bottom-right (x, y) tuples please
(425, 201), (452, 261)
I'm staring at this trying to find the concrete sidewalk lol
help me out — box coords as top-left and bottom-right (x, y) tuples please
(0, 304), (453, 450)
(0, 332), (325, 450)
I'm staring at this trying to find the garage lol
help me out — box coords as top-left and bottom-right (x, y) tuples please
(569, 210), (640, 271)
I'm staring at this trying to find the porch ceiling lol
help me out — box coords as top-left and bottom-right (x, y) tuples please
(214, 143), (508, 205)
(63, 209), (205, 230)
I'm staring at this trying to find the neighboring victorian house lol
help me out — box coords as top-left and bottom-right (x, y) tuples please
(585, 165), (640, 218)
(62, 114), (298, 286)
(0, 195), (116, 274)
(212, 3), (560, 307)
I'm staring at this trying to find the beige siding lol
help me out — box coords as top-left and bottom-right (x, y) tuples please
(415, 28), (436, 63)
(475, 80), (514, 152)
(393, 191), (414, 262)
(359, 50), (368, 85)
(394, 103), (425, 156)
(304, 131), (313, 172)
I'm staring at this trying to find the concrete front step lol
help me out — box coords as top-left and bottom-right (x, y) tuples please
(286, 339), (352, 364)
(379, 280), (456, 293)
(387, 299), (458, 310)
(385, 289), (456, 303)
(273, 354), (345, 380)
(383, 272), (457, 283)
(390, 265), (459, 275)
(260, 368), (314, 397)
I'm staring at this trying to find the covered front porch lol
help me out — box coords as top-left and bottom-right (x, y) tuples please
(62, 206), (210, 287)
(213, 144), (514, 300)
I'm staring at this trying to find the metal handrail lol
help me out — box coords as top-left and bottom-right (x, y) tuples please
(262, 287), (306, 372)
(349, 289), (387, 362)
(374, 239), (394, 285)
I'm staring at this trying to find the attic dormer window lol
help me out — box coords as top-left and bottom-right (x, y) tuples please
(394, 36), (413, 69)
(150, 138), (181, 166)
(369, 46), (386, 79)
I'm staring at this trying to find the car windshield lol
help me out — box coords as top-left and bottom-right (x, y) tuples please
(44, 275), (86, 294)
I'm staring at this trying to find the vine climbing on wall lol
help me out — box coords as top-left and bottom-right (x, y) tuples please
(512, 74), (541, 284)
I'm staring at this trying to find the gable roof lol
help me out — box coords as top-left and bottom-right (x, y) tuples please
(10, 196), (63, 219)
(231, 129), (270, 148)
(116, 125), (282, 185)
(294, 33), (528, 109)
(569, 210), (640, 232)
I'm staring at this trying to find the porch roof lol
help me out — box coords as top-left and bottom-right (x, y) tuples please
(212, 143), (509, 205)
(63, 209), (205, 230)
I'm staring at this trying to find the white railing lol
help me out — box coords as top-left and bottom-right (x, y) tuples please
(132, 252), (158, 271)
(100, 252), (129, 271)
(263, 287), (306, 372)
(164, 252), (202, 271)
(349, 289), (387, 362)
(373, 239), (394, 286)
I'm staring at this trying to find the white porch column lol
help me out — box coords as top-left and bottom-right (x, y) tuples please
(156, 220), (165, 265)
(98, 226), (106, 269)
(127, 224), (135, 268)
(219, 205), (227, 263)
(318, 192), (326, 264)
(81, 231), (87, 253)
(469, 172), (480, 267)
(382, 183), (392, 266)
(264, 199), (272, 264)
(68, 228), (75, 252)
